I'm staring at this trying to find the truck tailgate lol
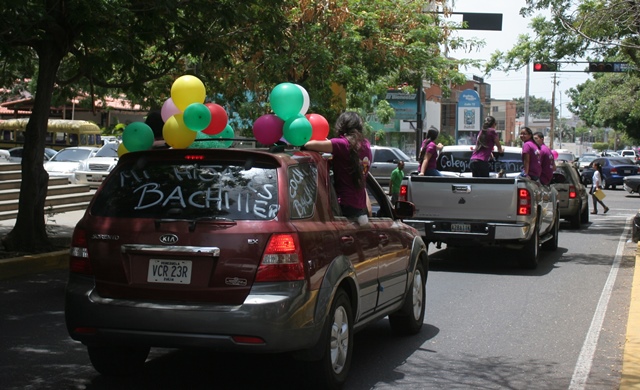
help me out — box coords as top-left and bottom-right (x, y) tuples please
(408, 176), (518, 222)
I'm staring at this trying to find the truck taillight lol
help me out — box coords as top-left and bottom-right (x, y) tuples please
(399, 184), (408, 201)
(69, 228), (93, 275)
(517, 188), (531, 215)
(256, 233), (305, 282)
(569, 185), (577, 199)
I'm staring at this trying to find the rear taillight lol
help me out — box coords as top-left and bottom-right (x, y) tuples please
(517, 188), (531, 215)
(69, 228), (93, 275)
(569, 185), (577, 199)
(611, 167), (618, 174)
(399, 184), (408, 202)
(255, 233), (305, 282)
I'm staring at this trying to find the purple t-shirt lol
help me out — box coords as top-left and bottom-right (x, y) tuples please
(539, 144), (554, 185)
(330, 136), (372, 209)
(522, 140), (542, 178)
(470, 128), (498, 161)
(424, 141), (438, 170)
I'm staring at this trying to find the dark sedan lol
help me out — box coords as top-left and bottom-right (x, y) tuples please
(580, 157), (640, 189)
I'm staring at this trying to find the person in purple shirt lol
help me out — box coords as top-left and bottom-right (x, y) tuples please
(418, 127), (442, 176)
(470, 116), (503, 177)
(303, 111), (372, 223)
(533, 131), (556, 185)
(519, 127), (542, 181)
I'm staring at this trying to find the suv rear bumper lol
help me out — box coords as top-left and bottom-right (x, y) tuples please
(406, 219), (532, 244)
(65, 274), (324, 353)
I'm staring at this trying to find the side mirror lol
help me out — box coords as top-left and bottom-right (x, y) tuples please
(394, 201), (415, 218)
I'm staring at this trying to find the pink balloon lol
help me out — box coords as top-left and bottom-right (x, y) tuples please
(161, 98), (181, 122)
(202, 103), (229, 135)
(306, 113), (330, 140)
(253, 114), (284, 145)
(551, 150), (559, 160)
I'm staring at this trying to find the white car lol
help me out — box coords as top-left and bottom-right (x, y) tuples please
(44, 146), (98, 183)
(74, 142), (120, 187)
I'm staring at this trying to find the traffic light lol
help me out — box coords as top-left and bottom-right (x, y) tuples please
(533, 62), (558, 72)
(588, 62), (615, 72)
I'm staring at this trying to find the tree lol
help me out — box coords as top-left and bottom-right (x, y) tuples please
(512, 96), (554, 118)
(0, 0), (288, 252)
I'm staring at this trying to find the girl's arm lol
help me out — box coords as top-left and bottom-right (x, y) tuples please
(419, 152), (433, 175)
(304, 140), (333, 153)
(523, 153), (530, 176)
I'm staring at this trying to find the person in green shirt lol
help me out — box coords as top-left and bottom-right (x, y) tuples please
(389, 160), (405, 204)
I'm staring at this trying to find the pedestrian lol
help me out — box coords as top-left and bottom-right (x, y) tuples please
(533, 131), (556, 185)
(389, 160), (405, 204)
(519, 127), (541, 181)
(590, 162), (609, 214)
(303, 111), (372, 224)
(470, 116), (503, 177)
(418, 127), (443, 176)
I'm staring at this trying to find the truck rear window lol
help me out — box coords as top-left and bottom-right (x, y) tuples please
(437, 150), (524, 174)
(91, 160), (279, 220)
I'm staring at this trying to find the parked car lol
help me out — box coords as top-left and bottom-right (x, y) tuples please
(552, 161), (589, 229)
(620, 149), (640, 164)
(44, 146), (98, 183)
(555, 150), (576, 164)
(65, 147), (428, 388)
(369, 145), (420, 187)
(74, 142), (120, 187)
(7, 147), (57, 163)
(577, 154), (597, 173)
(579, 157), (640, 188)
(624, 175), (640, 196)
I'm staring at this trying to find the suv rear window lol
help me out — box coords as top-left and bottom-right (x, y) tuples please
(91, 159), (279, 220)
(437, 150), (523, 174)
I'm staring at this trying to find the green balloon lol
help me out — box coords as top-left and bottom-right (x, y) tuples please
(189, 124), (234, 148)
(183, 103), (212, 132)
(269, 83), (304, 121)
(283, 115), (312, 146)
(122, 122), (154, 152)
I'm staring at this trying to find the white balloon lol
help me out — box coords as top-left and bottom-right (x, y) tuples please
(297, 84), (310, 115)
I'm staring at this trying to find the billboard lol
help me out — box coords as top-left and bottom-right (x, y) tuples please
(456, 89), (482, 145)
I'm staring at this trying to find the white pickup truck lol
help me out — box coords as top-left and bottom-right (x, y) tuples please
(400, 145), (560, 269)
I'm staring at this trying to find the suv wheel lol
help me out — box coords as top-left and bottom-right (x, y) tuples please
(309, 289), (353, 389)
(87, 345), (150, 376)
(389, 261), (426, 335)
(520, 225), (539, 269)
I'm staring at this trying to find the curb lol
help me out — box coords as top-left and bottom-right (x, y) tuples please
(0, 250), (68, 280)
(621, 241), (640, 388)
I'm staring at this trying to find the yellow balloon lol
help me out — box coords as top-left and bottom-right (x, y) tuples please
(163, 114), (197, 148)
(117, 142), (129, 157)
(171, 75), (206, 112)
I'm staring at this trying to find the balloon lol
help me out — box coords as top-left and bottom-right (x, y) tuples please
(269, 82), (304, 121)
(297, 84), (310, 115)
(117, 142), (129, 157)
(253, 114), (284, 145)
(161, 98), (181, 122)
(283, 115), (312, 146)
(202, 103), (228, 135)
(171, 75), (206, 112)
(183, 103), (212, 132)
(190, 125), (234, 148)
(163, 114), (197, 148)
(122, 122), (154, 152)
(551, 150), (559, 160)
(211, 124), (234, 148)
(306, 113), (330, 140)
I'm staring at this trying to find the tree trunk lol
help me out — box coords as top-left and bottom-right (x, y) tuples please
(2, 45), (65, 252)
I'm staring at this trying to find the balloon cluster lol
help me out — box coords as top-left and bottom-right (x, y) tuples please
(252, 83), (329, 146)
(120, 75), (230, 154)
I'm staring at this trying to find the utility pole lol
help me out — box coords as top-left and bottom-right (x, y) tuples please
(549, 73), (557, 149)
(524, 62), (530, 127)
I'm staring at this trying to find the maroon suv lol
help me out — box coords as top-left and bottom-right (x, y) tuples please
(65, 147), (428, 389)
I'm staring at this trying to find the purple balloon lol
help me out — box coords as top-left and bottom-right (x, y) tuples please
(161, 98), (181, 122)
(253, 114), (284, 145)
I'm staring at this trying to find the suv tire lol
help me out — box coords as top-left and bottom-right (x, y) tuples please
(389, 261), (426, 335)
(87, 345), (150, 376)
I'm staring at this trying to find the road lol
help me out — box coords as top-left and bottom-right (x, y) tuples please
(0, 188), (637, 389)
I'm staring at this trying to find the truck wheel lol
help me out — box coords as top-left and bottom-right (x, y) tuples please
(389, 261), (426, 336)
(581, 202), (590, 223)
(519, 226), (539, 269)
(569, 206), (581, 229)
(542, 211), (559, 251)
(308, 289), (353, 390)
(87, 345), (150, 376)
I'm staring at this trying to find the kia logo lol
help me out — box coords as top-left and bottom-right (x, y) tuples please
(159, 234), (179, 245)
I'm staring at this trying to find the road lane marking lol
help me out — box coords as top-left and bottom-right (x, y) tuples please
(569, 216), (631, 390)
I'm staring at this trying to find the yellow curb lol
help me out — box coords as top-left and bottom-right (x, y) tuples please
(0, 250), (68, 280)
(621, 241), (640, 388)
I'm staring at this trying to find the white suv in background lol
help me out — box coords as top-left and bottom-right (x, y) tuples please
(74, 142), (120, 187)
(621, 149), (640, 163)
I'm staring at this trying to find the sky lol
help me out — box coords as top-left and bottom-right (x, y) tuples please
(446, 0), (590, 118)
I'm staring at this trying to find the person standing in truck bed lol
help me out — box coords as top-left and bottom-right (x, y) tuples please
(470, 116), (503, 177)
(520, 127), (542, 181)
(533, 131), (555, 185)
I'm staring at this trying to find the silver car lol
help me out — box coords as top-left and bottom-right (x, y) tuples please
(369, 146), (420, 186)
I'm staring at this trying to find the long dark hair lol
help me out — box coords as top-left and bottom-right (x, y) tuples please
(335, 111), (366, 189)
(522, 126), (539, 149)
(477, 116), (496, 149)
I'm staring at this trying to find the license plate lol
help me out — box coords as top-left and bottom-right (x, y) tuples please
(451, 223), (471, 233)
(147, 259), (192, 284)
(88, 175), (103, 182)
(624, 170), (631, 174)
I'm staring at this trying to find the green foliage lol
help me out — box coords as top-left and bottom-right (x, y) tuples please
(512, 96), (555, 118)
(592, 142), (608, 152)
